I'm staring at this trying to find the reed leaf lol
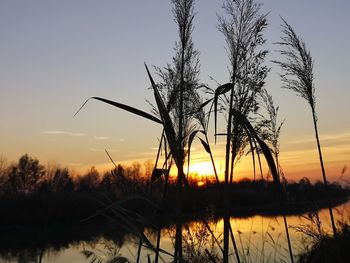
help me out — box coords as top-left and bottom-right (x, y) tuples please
(232, 109), (280, 186)
(198, 98), (213, 111)
(187, 129), (206, 175)
(214, 83), (234, 143)
(145, 63), (180, 166)
(199, 138), (211, 154)
(247, 134), (256, 180)
(74, 97), (162, 124)
(151, 168), (168, 182)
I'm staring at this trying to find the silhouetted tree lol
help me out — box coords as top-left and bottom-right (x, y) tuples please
(51, 168), (74, 192)
(6, 154), (45, 194)
(100, 171), (115, 192)
(76, 166), (100, 191)
(126, 161), (141, 180)
(0, 156), (8, 194)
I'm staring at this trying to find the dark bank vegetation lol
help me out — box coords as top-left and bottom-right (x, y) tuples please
(0, 154), (348, 226)
(293, 211), (350, 263)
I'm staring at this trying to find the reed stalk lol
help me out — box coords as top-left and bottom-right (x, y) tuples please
(216, 1), (269, 261)
(273, 17), (337, 236)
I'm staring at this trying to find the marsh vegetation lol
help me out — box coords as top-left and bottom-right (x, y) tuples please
(1, 0), (350, 262)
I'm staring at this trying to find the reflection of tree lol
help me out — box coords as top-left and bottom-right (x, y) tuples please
(82, 240), (129, 263)
(0, 248), (42, 263)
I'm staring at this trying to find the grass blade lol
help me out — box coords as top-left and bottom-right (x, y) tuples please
(214, 83), (233, 143)
(145, 63), (180, 166)
(199, 138), (211, 154)
(74, 97), (163, 124)
(232, 109), (279, 187)
(187, 130), (205, 176)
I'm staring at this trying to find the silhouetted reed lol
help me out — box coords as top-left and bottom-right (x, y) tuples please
(273, 17), (337, 236)
(259, 88), (294, 262)
(203, 0), (271, 262)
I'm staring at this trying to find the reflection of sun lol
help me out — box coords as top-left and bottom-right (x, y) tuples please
(197, 181), (205, 187)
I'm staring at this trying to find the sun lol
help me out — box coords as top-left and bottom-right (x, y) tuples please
(188, 161), (221, 177)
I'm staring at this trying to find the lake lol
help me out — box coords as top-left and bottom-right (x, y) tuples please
(1, 199), (349, 263)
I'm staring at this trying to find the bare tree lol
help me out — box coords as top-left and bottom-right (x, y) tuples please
(273, 17), (337, 235)
(0, 156), (8, 193)
(7, 154), (46, 194)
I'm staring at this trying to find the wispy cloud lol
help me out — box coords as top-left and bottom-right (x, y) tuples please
(89, 148), (104, 152)
(41, 130), (86, 137)
(89, 148), (120, 153)
(94, 136), (109, 140)
(287, 131), (350, 145)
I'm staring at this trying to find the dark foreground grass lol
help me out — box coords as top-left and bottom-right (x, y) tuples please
(298, 223), (350, 263)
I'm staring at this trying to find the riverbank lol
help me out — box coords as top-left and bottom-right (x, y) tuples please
(0, 181), (348, 225)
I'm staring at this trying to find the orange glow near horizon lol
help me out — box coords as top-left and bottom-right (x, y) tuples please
(11, 129), (347, 184)
(69, 147), (348, 183)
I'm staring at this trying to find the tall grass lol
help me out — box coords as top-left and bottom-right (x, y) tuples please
(260, 89), (294, 263)
(75, 0), (202, 261)
(152, 0), (202, 260)
(71, 1), (346, 262)
(273, 17), (337, 236)
(214, 0), (269, 262)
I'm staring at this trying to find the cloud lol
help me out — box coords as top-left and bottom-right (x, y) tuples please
(94, 136), (109, 140)
(89, 148), (104, 152)
(287, 131), (350, 145)
(89, 148), (120, 153)
(41, 130), (86, 137)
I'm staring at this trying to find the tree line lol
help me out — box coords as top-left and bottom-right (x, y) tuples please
(0, 154), (153, 195)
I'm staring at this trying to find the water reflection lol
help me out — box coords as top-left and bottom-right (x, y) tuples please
(1, 200), (349, 263)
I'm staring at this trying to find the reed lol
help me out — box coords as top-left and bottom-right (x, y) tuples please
(260, 88), (294, 263)
(214, 0), (269, 262)
(273, 17), (337, 236)
(75, 1), (202, 261)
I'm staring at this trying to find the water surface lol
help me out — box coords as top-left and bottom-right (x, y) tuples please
(1, 200), (349, 263)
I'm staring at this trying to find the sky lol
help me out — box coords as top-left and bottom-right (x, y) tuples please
(0, 0), (349, 182)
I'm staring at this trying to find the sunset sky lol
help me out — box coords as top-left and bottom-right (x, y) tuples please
(1, 0), (349, 182)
